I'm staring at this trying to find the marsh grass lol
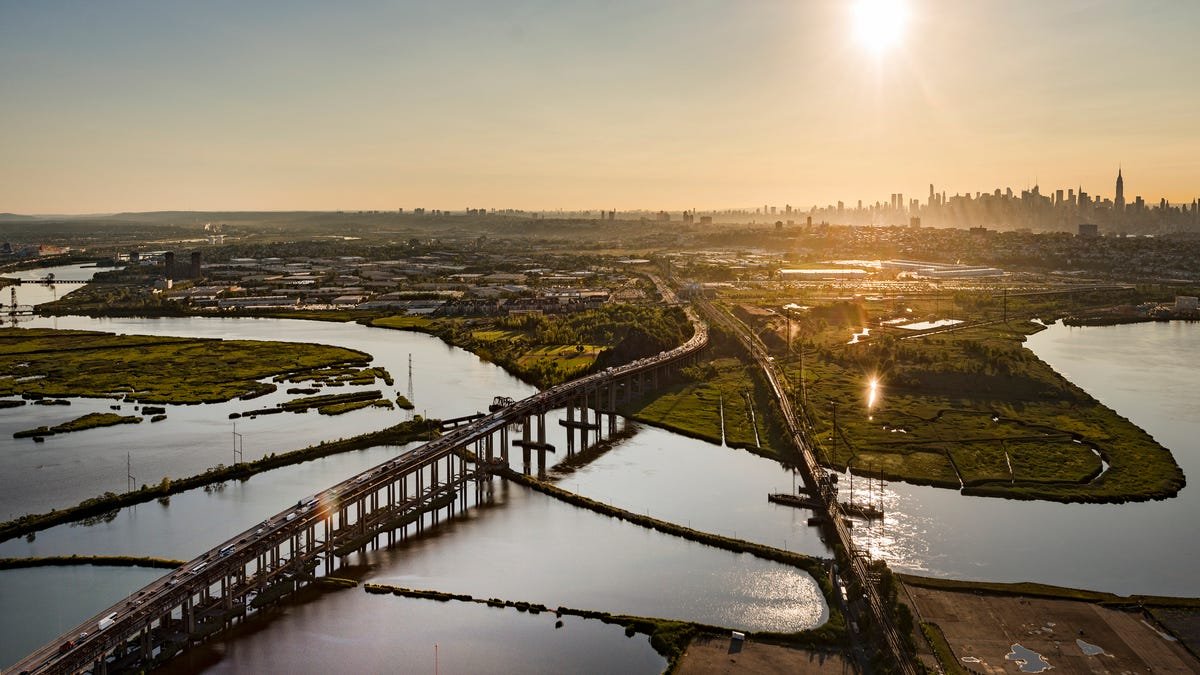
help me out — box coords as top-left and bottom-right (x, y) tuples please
(0, 327), (373, 404)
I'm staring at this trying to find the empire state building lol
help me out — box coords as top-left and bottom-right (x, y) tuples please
(1115, 168), (1125, 213)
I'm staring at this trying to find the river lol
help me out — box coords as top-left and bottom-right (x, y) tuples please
(1, 264), (828, 671)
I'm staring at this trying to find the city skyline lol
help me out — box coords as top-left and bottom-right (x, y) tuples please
(2, 1), (1198, 213)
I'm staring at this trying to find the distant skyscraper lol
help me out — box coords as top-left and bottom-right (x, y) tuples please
(1115, 167), (1125, 213)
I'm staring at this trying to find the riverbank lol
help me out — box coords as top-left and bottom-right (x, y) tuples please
(363, 583), (703, 668)
(0, 418), (440, 542)
(363, 582), (845, 670)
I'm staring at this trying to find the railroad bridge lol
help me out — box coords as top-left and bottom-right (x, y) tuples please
(10, 310), (707, 675)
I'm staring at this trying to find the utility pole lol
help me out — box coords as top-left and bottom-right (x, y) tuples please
(232, 423), (243, 465)
(126, 452), (135, 493)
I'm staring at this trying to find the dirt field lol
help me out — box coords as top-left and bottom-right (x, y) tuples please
(904, 584), (1199, 673)
(675, 635), (854, 674)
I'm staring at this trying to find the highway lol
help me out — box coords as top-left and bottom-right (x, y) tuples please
(9, 301), (707, 675)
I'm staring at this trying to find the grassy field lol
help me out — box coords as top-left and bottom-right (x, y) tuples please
(372, 305), (691, 388)
(0, 327), (375, 404)
(369, 315), (436, 332)
(620, 351), (788, 457)
(725, 296), (1184, 502)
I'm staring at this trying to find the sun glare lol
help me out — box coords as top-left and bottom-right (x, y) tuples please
(853, 0), (908, 54)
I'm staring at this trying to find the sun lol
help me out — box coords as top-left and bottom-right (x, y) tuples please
(852, 0), (909, 54)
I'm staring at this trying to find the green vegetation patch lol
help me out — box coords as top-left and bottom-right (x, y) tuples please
(279, 390), (383, 412)
(14, 412), (141, 439)
(369, 315), (436, 332)
(618, 326), (787, 457)
(317, 399), (380, 416)
(778, 309), (1184, 502)
(921, 622), (969, 675)
(373, 304), (691, 388)
(0, 327), (372, 404)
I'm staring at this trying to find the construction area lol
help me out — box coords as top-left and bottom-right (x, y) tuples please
(902, 582), (1200, 673)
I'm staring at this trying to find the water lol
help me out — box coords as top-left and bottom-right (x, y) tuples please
(1, 434), (827, 666)
(1, 264), (537, 518)
(556, 423), (831, 558)
(1005, 643), (1051, 673)
(2, 471), (827, 634)
(167, 591), (667, 675)
(0, 565), (164, 668)
(853, 320), (1200, 597)
(1076, 638), (1107, 656)
(354, 482), (827, 633)
(0, 443), (422, 561)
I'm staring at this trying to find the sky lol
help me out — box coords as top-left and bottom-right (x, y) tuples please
(1, 0), (1197, 214)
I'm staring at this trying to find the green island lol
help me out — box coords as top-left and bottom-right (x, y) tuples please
(714, 290), (1185, 503)
(0, 327), (379, 404)
(277, 390), (386, 414)
(14, 412), (141, 439)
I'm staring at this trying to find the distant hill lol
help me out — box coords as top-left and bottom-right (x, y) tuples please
(0, 213), (38, 222)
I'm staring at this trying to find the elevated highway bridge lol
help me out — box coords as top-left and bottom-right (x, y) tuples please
(9, 308), (707, 675)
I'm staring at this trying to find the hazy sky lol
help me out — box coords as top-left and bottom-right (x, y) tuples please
(1, 0), (1197, 213)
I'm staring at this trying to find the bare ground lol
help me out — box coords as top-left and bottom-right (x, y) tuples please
(904, 583), (1199, 674)
(675, 634), (854, 674)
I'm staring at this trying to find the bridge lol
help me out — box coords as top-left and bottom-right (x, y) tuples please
(9, 308), (708, 675)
